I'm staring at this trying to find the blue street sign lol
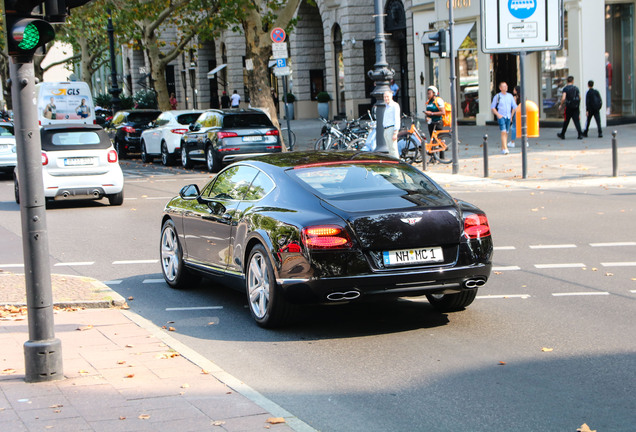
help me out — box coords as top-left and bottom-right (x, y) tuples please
(276, 58), (286, 68)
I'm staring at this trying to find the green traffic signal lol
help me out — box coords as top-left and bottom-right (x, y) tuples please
(19, 22), (42, 50)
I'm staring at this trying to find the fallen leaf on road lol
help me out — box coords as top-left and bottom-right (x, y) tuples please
(117, 360), (126, 365)
(124, 374), (135, 378)
(201, 369), (210, 374)
(125, 344), (134, 348)
(49, 404), (63, 408)
(493, 271), (502, 275)
(119, 416), (126, 420)
(577, 423), (597, 432)
(605, 272), (614, 277)
(266, 417), (286, 424)
(138, 414), (150, 420)
(207, 322), (215, 325)
(76, 325), (93, 331)
(168, 327), (176, 331)
(127, 296), (134, 301)
(591, 268), (598, 272)
(212, 420), (225, 426)
(181, 383), (190, 389)
(498, 361), (507, 366)
(2, 368), (16, 375)
(541, 347), (553, 352)
(78, 370), (89, 375)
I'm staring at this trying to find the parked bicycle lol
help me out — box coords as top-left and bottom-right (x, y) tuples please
(398, 115), (453, 164)
(315, 115), (372, 151)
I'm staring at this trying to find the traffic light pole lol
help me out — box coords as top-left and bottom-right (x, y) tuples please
(448, 1), (459, 174)
(10, 60), (63, 383)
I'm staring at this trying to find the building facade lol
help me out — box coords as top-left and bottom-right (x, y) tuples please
(118, 0), (634, 125)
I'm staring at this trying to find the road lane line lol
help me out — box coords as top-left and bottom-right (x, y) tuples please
(104, 280), (123, 285)
(494, 246), (516, 250)
(142, 279), (165, 284)
(492, 266), (521, 271)
(630, 290), (636, 294)
(112, 259), (158, 265)
(601, 262), (636, 267)
(529, 244), (577, 249)
(476, 294), (530, 299)
(165, 306), (224, 311)
(145, 196), (174, 200)
(53, 262), (94, 266)
(552, 292), (610, 297)
(535, 263), (586, 269)
(0, 264), (24, 268)
(590, 242), (636, 247)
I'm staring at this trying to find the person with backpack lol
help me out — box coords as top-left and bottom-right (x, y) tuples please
(424, 86), (446, 137)
(583, 80), (603, 138)
(490, 81), (517, 155)
(557, 76), (583, 140)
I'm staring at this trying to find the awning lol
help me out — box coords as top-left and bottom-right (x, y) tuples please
(207, 64), (227, 79)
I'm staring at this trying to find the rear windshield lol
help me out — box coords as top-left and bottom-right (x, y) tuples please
(0, 124), (14, 136)
(127, 112), (161, 124)
(288, 162), (449, 201)
(177, 113), (201, 125)
(41, 129), (111, 150)
(222, 113), (273, 129)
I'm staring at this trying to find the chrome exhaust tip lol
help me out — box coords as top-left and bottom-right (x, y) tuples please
(464, 278), (486, 289)
(326, 290), (361, 301)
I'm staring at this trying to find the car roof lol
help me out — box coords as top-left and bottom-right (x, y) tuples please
(40, 123), (104, 132)
(115, 109), (162, 115)
(246, 151), (397, 170)
(164, 110), (205, 115)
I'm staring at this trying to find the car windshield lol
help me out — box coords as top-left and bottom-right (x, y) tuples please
(177, 113), (201, 125)
(0, 124), (14, 136)
(222, 113), (273, 128)
(288, 162), (449, 201)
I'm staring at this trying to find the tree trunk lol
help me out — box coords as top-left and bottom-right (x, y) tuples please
(79, 38), (93, 94)
(144, 29), (170, 110)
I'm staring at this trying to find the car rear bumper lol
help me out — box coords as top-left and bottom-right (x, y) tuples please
(0, 153), (17, 169)
(42, 167), (124, 199)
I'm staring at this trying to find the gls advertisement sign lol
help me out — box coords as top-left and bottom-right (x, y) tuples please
(36, 82), (95, 125)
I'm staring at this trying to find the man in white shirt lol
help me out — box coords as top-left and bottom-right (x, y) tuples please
(383, 90), (400, 159)
(230, 90), (241, 108)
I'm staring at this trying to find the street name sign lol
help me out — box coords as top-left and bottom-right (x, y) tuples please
(481, 0), (563, 53)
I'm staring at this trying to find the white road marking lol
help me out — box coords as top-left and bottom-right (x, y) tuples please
(53, 262), (94, 266)
(601, 262), (636, 267)
(630, 290), (636, 294)
(125, 197), (138, 200)
(165, 306), (224, 311)
(529, 244), (577, 249)
(155, 179), (177, 182)
(590, 242), (636, 247)
(535, 263), (586, 269)
(145, 196), (174, 200)
(0, 264), (24, 268)
(104, 280), (123, 285)
(476, 294), (530, 299)
(492, 266), (521, 271)
(112, 259), (158, 265)
(552, 292), (610, 297)
(142, 279), (165, 284)
(494, 246), (516, 250)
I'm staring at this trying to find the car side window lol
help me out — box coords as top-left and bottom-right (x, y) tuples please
(243, 171), (275, 201)
(155, 113), (170, 126)
(206, 165), (259, 201)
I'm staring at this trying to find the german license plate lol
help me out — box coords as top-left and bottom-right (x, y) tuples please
(382, 247), (443, 266)
(242, 136), (262, 142)
(64, 157), (93, 166)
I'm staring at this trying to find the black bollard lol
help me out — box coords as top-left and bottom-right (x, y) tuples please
(421, 137), (427, 171)
(483, 134), (489, 178)
(612, 130), (618, 177)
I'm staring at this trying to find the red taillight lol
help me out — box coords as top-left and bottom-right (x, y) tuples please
(171, 128), (188, 135)
(108, 150), (118, 163)
(217, 131), (238, 139)
(41, 152), (48, 166)
(266, 146), (282, 150)
(218, 147), (240, 152)
(302, 225), (352, 249)
(123, 126), (136, 133)
(464, 213), (491, 239)
(266, 129), (279, 136)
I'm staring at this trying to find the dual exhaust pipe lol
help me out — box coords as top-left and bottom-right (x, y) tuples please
(464, 278), (486, 289)
(60, 190), (101, 199)
(326, 290), (361, 301)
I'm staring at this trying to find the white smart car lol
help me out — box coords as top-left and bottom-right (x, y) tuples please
(139, 110), (204, 166)
(14, 124), (124, 206)
(0, 122), (17, 174)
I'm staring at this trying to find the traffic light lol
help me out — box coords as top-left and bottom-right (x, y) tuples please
(429, 29), (448, 58)
(4, 1), (55, 62)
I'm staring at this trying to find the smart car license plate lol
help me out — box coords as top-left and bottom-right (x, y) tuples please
(242, 136), (262, 142)
(64, 157), (94, 166)
(382, 247), (443, 266)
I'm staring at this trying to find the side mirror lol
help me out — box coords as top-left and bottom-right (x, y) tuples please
(179, 184), (200, 199)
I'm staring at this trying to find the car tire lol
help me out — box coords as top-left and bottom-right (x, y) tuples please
(13, 173), (19, 204)
(246, 244), (294, 328)
(115, 140), (127, 159)
(426, 289), (478, 312)
(160, 219), (199, 289)
(140, 141), (152, 163)
(205, 146), (221, 173)
(108, 190), (124, 206)
(161, 142), (174, 166)
(181, 144), (193, 169)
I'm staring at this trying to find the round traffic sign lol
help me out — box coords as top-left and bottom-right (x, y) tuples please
(271, 27), (286, 43)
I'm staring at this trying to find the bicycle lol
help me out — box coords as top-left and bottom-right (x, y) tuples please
(398, 115), (453, 164)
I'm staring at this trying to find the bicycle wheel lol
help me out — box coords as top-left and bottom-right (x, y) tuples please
(400, 137), (423, 164)
(432, 132), (453, 164)
(345, 137), (366, 151)
(314, 135), (333, 150)
(280, 128), (296, 149)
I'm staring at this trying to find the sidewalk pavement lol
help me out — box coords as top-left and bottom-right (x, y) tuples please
(0, 275), (314, 432)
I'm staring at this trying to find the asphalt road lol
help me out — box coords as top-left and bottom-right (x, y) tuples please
(1, 159), (634, 432)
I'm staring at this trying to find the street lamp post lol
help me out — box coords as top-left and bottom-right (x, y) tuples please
(106, 9), (121, 114)
(367, 0), (394, 152)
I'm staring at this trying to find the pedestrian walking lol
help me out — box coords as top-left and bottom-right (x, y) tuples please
(424, 85), (446, 160)
(390, 80), (399, 102)
(230, 90), (241, 108)
(221, 91), (230, 108)
(583, 80), (603, 138)
(557, 76), (583, 140)
(169, 93), (178, 110)
(490, 81), (517, 155)
(382, 90), (400, 159)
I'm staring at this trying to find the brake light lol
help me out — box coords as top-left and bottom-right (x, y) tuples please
(302, 225), (352, 249)
(266, 146), (282, 150)
(123, 126), (136, 133)
(218, 147), (240, 152)
(266, 129), (279, 136)
(464, 213), (491, 239)
(107, 150), (118, 163)
(41, 152), (48, 166)
(217, 131), (238, 139)
(171, 128), (188, 135)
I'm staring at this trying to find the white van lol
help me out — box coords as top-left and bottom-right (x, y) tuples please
(36, 82), (96, 126)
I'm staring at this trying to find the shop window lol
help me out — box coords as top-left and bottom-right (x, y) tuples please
(540, 11), (568, 119)
(605, 3), (635, 117)
(457, 24), (478, 119)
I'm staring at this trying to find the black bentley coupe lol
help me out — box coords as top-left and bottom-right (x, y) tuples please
(160, 151), (493, 327)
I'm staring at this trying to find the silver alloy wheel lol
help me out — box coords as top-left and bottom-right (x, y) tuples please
(161, 144), (168, 165)
(181, 147), (187, 166)
(247, 251), (270, 319)
(430, 294), (445, 300)
(206, 147), (215, 171)
(161, 225), (179, 282)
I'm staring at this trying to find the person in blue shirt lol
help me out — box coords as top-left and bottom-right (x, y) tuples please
(490, 81), (517, 154)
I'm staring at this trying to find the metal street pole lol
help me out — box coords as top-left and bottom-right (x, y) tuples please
(367, 0), (394, 152)
(520, 51), (528, 179)
(448, 1), (459, 174)
(282, 75), (293, 151)
(107, 8), (121, 113)
(10, 60), (63, 383)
